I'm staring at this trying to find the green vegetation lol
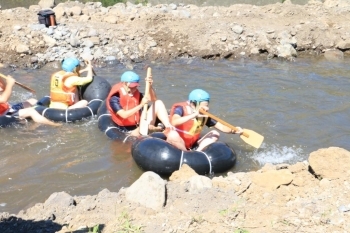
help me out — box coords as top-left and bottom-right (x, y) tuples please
(134, 0), (148, 5)
(96, 0), (126, 7)
(89, 224), (100, 233)
(234, 229), (250, 233)
(117, 211), (143, 233)
(219, 205), (238, 217)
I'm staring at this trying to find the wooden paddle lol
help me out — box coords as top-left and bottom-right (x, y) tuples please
(139, 67), (152, 136)
(199, 109), (264, 149)
(0, 73), (36, 93)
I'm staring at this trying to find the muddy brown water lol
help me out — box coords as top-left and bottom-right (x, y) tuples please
(0, 56), (349, 214)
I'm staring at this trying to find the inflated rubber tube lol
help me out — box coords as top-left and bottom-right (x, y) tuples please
(131, 132), (236, 176)
(0, 115), (21, 128)
(35, 76), (111, 122)
(97, 100), (138, 142)
(80, 76), (112, 102)
(35, 96), (102, 122)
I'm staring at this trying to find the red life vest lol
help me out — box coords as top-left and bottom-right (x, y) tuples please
(50, 71), (77, 106)
(170, 101), (207, 149)
(0, 102), (10, 116)
(106, 82), (141, 126)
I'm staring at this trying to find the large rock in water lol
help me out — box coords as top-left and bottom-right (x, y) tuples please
(309, 147), (350, 180)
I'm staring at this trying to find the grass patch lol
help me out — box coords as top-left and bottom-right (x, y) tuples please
(116, 211), (143, 233)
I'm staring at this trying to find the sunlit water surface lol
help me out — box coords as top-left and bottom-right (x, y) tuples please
(0, 56), (349, 214)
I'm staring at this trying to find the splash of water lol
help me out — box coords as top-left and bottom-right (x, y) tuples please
(251, 144), (305, 165)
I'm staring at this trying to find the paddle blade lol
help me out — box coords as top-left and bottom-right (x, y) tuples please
(240, 129), (264, 149)
(139, 67), (152, 136)
(139, 119), (148, 136)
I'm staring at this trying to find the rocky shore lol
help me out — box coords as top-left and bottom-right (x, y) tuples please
(0, 147), (349, 232)
(0, 0), (349, 69)
(1, 0), (350, 232)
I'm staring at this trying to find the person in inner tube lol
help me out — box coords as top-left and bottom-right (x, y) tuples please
(169, 89), (243, 151)
(0, 75), (61, 126)
(106, 70), (185, 146)
(49, 57), (93, 109)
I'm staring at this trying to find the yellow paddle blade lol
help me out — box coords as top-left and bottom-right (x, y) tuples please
(240, 129), (264, 149)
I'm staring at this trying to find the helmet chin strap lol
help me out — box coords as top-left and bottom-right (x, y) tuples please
(124, 82), (131, 93)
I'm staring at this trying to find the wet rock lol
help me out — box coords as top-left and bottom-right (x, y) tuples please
(324, 49), (344, 61)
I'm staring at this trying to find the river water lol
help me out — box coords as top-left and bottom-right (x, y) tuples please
(0, 56), (349, 214)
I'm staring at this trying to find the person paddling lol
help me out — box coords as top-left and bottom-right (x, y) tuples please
(0, 75), (60, 126)
(106, 71), (173, 135)
(169, 89), (243, 151)
(49, 57), (93, 109)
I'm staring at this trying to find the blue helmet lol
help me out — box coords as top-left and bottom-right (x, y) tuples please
(121, 71), (140, 83)
(188, 89), (210, 103)
(62, 57), (80, 72)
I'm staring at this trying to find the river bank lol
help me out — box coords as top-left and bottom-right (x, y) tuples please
(0, 147), (349, 232)
(0, 0), (349, 70)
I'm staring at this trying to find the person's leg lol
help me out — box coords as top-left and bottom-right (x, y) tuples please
(131, 128), (141, 137)
(165, 130), (187, 151)
(147, 100), (172, 127)
(196, 130), (220, 151)
(18, 108), (61, 126)
(23, 98), (38, 107)
(68, 100), (88, 109)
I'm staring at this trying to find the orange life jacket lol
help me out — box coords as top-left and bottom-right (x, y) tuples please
(0, 102), (10, 116)
(50, 71), (77, 106)
(170, 101), (207, 149)
(106, 82), (141, 126)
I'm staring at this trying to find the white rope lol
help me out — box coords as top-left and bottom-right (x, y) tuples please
(179, 150), (184, 170)
(198, 151), (212, 174)
(86, 106), (94, 117)
(123, 135), (133, 143)
(97, 113), (111, 121)
(88, 99), (103, 104)
(105, 126), (118, 135)
(42, 108), (48, 116)
(65, 108), (69, 123)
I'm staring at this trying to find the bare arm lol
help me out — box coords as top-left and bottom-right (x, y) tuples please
(215, 121), (243, 134)
(149, 85), (157, 101)
(171, 112), (198, 126)
(65, 60), (93, 88)
(214, 122), (232, 133)
(64, 75), (93, 88)
(116, 96), (149, 119)
(0, 76), (15, 103)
